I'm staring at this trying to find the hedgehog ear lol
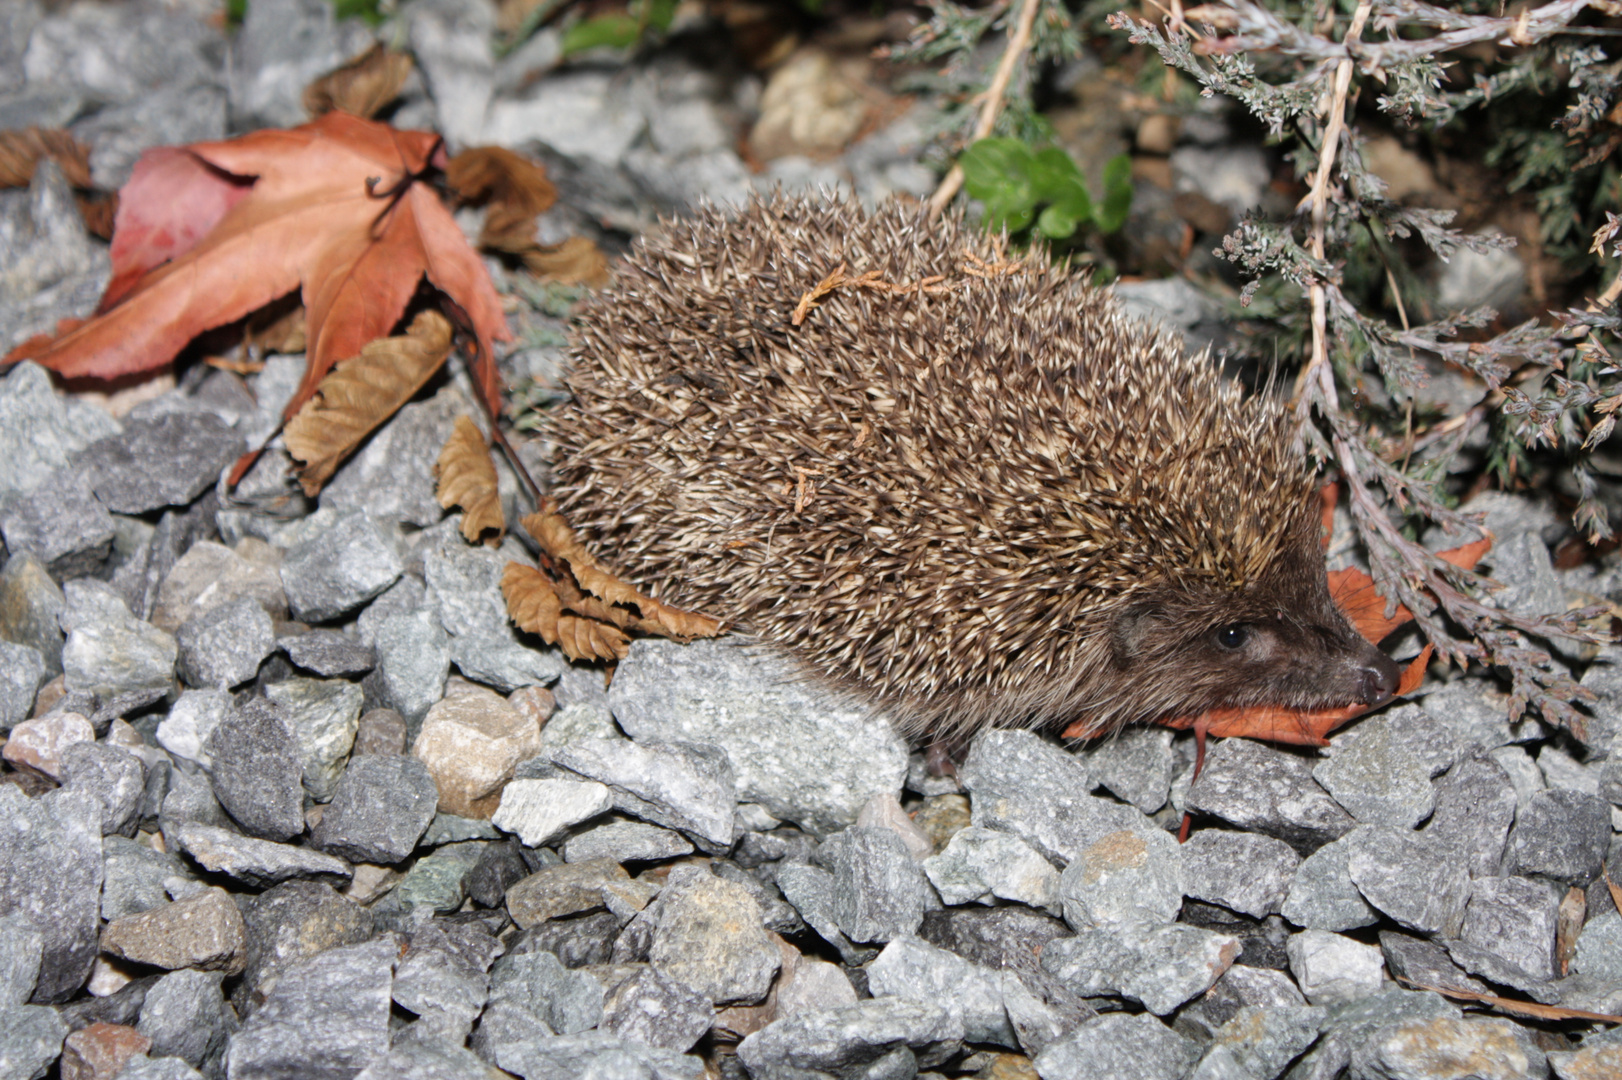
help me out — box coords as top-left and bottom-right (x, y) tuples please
(1108, 602), (1163, 670)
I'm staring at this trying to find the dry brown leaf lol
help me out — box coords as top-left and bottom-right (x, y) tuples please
(252, 303), (308, 355)
(1396, 978), (1622, 1025)
(444, 146), (609, 287)
(75, 192), (117, 239)
(445, 145), (557, 243)
(436, 415), (505, 544)
(521, 236), (611, 288)
(0, 127), (92, 189)
(520, 503), (725, 641)
(284, 309), (454, 494)
(501, 562), (630, 661)
(303, 44), (414, 120)
(1609, 870), (1622, 918)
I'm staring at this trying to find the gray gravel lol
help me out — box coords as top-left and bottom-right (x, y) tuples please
(3, 4), (1622, 1077)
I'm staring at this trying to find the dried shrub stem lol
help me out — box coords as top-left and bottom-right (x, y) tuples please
(927, 0), (1042, 220)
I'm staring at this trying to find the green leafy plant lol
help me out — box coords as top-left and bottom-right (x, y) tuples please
(958, 138), (1132, 240)
(560, 0), (676, 57)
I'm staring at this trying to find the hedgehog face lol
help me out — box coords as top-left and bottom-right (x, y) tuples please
(1107, 530), (1401, 725)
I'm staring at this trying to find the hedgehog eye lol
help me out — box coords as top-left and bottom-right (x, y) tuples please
(1215, 625), (1250, 650)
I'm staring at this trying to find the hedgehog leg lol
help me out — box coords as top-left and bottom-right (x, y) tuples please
(923, 736), (962, 780)
(1177, 713), (1214, 844)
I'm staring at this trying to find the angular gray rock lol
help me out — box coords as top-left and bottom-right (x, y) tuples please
(1423, 751), (1519, 878)
(175, 596), (275, 688)
(960, 728), (1149, 866)
(175, 823), (351, 888)
(1186, 736), (1354, 852)
(1058, 826), (1184, 931)
(0, 361), (120, 500)
(311, 754), (439, 865)
(58, 740), (145, 837)
(921, 825), (1060, 914)
(736, 999), (962, 1079)
(1286, 928), (1384, 1005)
(369, 607), (451, 732)
(225, 936), (395, 1077)
(491, 777), (613, 847)
(493, 1030), (705, 1080)
(1281, 827), (1380, 931)
(263, 676), (363, 801)
(1033, 1012), (1200, 1080)
(280, 629), (374, 677)
(1041, 923), (1242, 1016)
(0, 785), (102, 1001)
(0, 553), (66, 677)
(203, 697), (306, 842)
(1313, 709), (1452, 828)
(77, 412), (242, 514)
(136, 969), (230, 1069)
(1345, 827), (1470, 936)
(1458, 874), (1561, 983)
(60, 579), (176, 702)
(101, 835), (190, 921)
(0, 650), (51, 730)
(548, 737), (736, 852)
(820, 825), (932, 945)
(869, 934), (1071, 1052)
(1182, 829), (1300, 919)
(392, 920), (498, 1046)
(0, 467), (115, 580)
(648, 866), (780, 1005)
(1085, 727), (1175, 814)
(1504, 789), (1611, 885)
(0, 1002), (68, 1080)
(607, 637), (908, 835)
(562, 818), (694, 864)
(280, 510), (404, 624)
(600, 965), (714, 1052)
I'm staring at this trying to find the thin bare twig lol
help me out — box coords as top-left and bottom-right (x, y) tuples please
(1293, 2), (1372, 418)
(927, 0), (1043, 221)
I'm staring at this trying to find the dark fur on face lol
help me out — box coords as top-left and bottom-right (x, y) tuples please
(1105, 515), (1400, 728)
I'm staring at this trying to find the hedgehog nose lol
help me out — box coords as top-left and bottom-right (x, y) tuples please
(1356, 651), (1402, 704)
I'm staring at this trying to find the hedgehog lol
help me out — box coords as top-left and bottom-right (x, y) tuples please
(543, 193), (1400, 743)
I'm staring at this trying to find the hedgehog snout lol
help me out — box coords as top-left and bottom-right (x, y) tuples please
(1354, 649), (1402, 705)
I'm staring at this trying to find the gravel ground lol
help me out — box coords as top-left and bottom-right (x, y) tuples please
(4, 2), (1622, 1080)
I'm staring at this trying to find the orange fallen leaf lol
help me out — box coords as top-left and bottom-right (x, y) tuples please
(3, 113), (511, 480)
(1328, 536), (1494, 646)
(436, 415), (506, 545)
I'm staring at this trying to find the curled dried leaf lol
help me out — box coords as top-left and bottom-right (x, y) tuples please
(285, 309), (454, 495)
(446, 145), (557, 240)
(521, 236), (610, 288)
(445, 146), (609, 287)
(520, 503), (724, 641)
(437, 414), (505, 544)
(501, 562), (630, 661)
(0, 127), (92, 189)
(303, 44), (414, 120)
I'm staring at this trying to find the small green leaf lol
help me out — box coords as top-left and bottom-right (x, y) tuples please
(1095, 153), (1135, 234)
(1028, 146), (1083, 202)
(644, 0), (678, 32)
(1037, 204), (1082, 239)
(562, 12), (641, 55)
(960, 138), (1035, 198)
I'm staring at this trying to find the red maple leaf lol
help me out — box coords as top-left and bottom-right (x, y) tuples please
(4, 113), (511, 452)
